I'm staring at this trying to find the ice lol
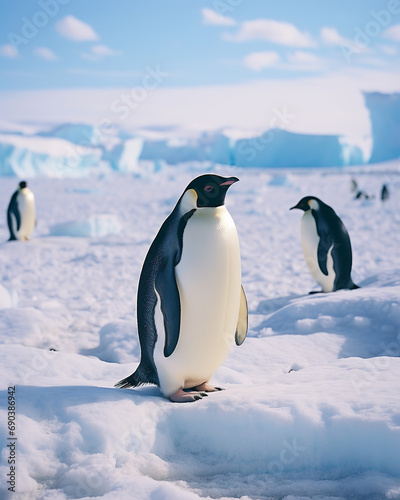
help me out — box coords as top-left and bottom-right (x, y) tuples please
(104, 137), (143, 173)
(140, 132), (232, 165)
(49, 214), (122, 237)
(234, 129), (364, 168)
(365, 92), (400, 164)
(0, 133), (102, 178)
(38, 123), (101, 146)
(0, 154), (399, 499)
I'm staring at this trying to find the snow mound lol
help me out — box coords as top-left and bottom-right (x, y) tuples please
(0, 307), (57, 349)
(84, 321), (139, 363)
(49, 215), (122, 238)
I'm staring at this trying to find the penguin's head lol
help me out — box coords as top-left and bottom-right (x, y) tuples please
(180, 174), (239, 210)
(290, 196), (322, 212)
(19, 181), (27, 190)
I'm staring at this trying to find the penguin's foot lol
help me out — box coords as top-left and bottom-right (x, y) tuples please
(193, 382), (224, 392)
(309, 290), (324, 295)
(168, 388), (208, 403)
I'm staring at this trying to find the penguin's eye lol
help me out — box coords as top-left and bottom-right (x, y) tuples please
(204, 185), (214, 193)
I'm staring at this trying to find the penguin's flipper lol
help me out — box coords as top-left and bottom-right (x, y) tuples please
(155, 257), (181, 358)
(316, 233), (333, 276)
(235, 285), (248, 346)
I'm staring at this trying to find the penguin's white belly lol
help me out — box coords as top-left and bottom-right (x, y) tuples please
(16, 190), (35, 240)
(154, 206), (241, 396)
(301, 211), (335, 292)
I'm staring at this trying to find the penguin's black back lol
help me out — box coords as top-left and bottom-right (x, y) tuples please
(312, 202), (357, 291)
(7, 189), (21, 241)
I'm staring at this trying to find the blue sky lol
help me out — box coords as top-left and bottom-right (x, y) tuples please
(1, 0), (400, 90)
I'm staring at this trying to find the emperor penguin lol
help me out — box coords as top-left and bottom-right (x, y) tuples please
(290, 196), (359, 293)
(7, 181), (36, 241)
(116, 174), (248, 402)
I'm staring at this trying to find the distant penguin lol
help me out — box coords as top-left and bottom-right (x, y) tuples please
(116, 174), (248, 402)
(381, 184), (389, 201)
(7, 181), (36, 241)
(290, 196), (359, 293)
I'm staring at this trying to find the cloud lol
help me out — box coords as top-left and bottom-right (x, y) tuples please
(0, 44), (18, 58)
(81, 44), (122, 61)
(288, 51), (321, 64)
(34, 47), (58, 61)
(285, 51), (325, 72)
(201, 8), (236, 26)
(320, 27), (350, 46)
(320, 27), (372, 58)
(224, 19), (315, 47)
(244, 51), (280, 71)
(379, 44), (397, 56)
(382, 23), (400, 42)
(55, 15), (99, 42)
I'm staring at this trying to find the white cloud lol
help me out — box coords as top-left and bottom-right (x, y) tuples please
(320, 27), (372, 57)
(288, 51), (322, 65)
(81, 44), (122, 61)
(201, 8), (236, 26)
(34, 47), (58, 61)
(379, 44), (397, 56)
(224, 19), (315, 47)
(244, 51), (280, 71)
(383, 23), (400, 42)
(320, 27), (349, 46)
(55, 15), (99, 42)
(0, 44), (18, 58)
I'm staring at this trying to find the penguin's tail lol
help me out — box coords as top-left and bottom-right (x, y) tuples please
(350, 282), (360, 290)
(115, 363), (158, 389)
(114, 372), (143, 389)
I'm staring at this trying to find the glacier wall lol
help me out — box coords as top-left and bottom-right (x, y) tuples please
(364, 92), (400, 164)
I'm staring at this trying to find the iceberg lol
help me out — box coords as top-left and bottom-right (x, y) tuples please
(38, 123), (102, 147)
(103, 137), (143, 172)
(139, 132), (232, 165)
(0, 133), (102, 178)
(234, 129), (363, 168)
(364, 92), (400, 163)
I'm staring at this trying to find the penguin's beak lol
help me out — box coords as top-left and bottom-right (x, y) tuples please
(220, 177), (239, 186)
(289, 203), (300, 211)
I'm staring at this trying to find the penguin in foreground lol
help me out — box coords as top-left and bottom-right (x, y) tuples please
(7, 181), (36, 241)
(116, 174), (248, 403)
(290, 196), (359, 293)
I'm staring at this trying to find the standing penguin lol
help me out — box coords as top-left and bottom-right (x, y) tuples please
(290, 196), (358, 293)
(7, 181), (36, 241)
(116, 174), (248, 402)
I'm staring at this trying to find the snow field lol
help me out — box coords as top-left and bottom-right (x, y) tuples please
(0, 162), (399, 499)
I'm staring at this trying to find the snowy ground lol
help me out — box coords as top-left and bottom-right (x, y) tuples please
(0, 161), (400, 500)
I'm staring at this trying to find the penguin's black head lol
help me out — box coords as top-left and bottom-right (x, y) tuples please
(182, 174), (239, 208)
(19, 181), (27, 189)
(290, 196), (323, 212)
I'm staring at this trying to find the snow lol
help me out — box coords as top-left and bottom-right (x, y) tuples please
(49, 215), (122, 238)
(0, 161), (399, 499)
